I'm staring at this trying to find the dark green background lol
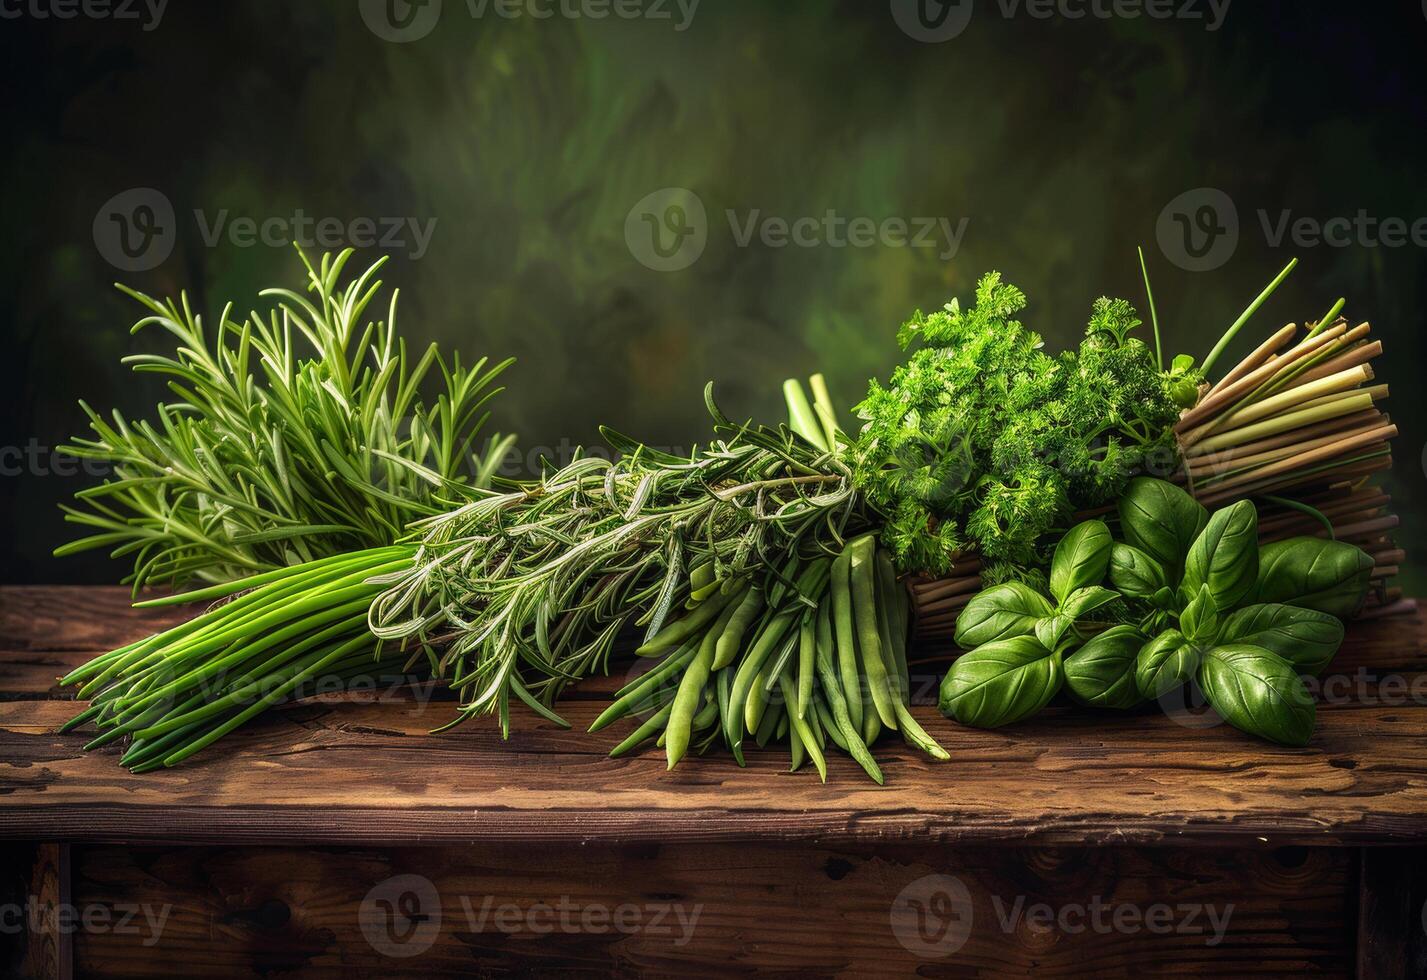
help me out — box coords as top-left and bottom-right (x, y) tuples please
(2, 0), (1423, 589)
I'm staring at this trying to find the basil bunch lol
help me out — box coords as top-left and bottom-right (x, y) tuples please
(939, 478), (1374, 746)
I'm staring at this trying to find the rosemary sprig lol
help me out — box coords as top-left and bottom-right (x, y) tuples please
(367, 385), (876, 734)
(56, 248), (515, 591)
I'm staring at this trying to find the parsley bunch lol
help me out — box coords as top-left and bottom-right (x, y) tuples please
(851, 273), (1184, 578)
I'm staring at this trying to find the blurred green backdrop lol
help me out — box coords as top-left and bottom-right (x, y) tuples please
(2, 0), (1423, 589)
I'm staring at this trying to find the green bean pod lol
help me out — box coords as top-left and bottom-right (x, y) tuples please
(796, 613), (815, 719)
(780, 672), (827, 781)
(829, 546), (863, 732)
(635, 581), (743, 657)
(665, 601), (734, 768)
(713, 585), (765, 670)
(850, 536), (898, 730)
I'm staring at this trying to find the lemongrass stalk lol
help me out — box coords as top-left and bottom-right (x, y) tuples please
(1190, 390), (1376, 455)
(1306, 297), (1346, 339)
(1196, 447), (1391, 506)
(1188, 417), (1387, 479)
(1201, 257), (1298, 376)
(808, 373), (840, 449)
(1178, 325), (1355, 444)
(1196, 424), (1396, 493)
(1208, 364), (1373, 433)
(1253, 324), (1371, 402)
(1281, 341), (1381, 392)
(783, 379), (826, 451)
(1178, 322), (1346, 434)
(1186, 407), (1382, 463)
(1202, 323), (1297, 401)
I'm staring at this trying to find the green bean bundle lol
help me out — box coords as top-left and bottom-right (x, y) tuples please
(592, 533), (948, 783)
(367, 385), (876, 736)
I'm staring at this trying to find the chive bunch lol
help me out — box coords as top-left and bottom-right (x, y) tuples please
(593, 533), (947, 783)
(59, 546), (416, 771)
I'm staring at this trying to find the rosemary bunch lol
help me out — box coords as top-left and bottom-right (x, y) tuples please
(367, 385), (876, 734)
(57, 248), (515, 590)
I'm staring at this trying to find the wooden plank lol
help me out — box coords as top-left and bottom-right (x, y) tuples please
(3, 587), (1427, 848)
(4, 690), (1427, 847)
(3, 588), (1424, 696)
(64, 842), (1354, 977)
(0, 842), (74, 980)
(0, 587), (186, 654)
(1357, 847), (1427, 978)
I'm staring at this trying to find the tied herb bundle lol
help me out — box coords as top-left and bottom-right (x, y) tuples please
(365, 385), (878, 738)
(586, 389), (946, 782)
(57, 248), (514, 590)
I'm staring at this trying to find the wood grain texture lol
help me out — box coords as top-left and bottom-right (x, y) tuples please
(2, 587), (1426, 848)
(64, 842), (1354, 978)
(1357, 847), (1427, 978)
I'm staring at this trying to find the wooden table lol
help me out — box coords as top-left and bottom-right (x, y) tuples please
(2, 586), (1426, 977)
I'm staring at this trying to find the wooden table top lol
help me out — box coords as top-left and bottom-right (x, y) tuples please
(3, 586), (1426, 848)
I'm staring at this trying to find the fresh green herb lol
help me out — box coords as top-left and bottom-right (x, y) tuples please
(57, 248), (514, 591)
(852, 274), (1183, 577)
(942, 478), (1372, 746)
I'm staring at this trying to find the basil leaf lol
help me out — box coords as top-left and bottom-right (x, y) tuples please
(1217, 603), (1345, 676)
(1035, 614), (1075, 652)
(1198, 644), (1316, 746)
(1178, 584), (1220, 644)
(1049, 520), (1113, 604)
(1060, 585), (1119, 622)
(1109, 543), (1168, 599)
(954, 582), (1054, 649)
(1064, 625), (1147, 709)
(938, 636), (1063, 729)
(1149, 586), (1179, 612)
(1250, 536), (1374, 619)
(1135, 629), (1200, 699)
(1181, 500), (1259, 613)
(1118, 477), (1207, 579)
